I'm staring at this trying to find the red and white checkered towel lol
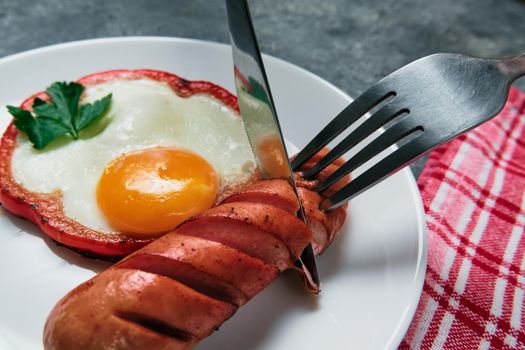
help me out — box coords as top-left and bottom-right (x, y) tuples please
(399, 88), (525, 349)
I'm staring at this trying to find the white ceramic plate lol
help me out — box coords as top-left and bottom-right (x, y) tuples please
(0, 37), (426, 350)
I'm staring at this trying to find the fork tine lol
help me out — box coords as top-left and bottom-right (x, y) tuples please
(302, 103), (408, 179)
(320, 134), (430, 211)
(291, 85), (395, 171)
(315, 115), (417, 193)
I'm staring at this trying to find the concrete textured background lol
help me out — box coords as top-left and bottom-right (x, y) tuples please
(1, 0), (525, 176)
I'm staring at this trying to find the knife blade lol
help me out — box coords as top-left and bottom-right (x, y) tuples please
(225, 0), (320, 291)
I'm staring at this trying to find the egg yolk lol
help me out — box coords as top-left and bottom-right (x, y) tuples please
(96, 147), (218, 238)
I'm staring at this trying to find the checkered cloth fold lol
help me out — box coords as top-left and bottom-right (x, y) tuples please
(400, 88), (525, 349)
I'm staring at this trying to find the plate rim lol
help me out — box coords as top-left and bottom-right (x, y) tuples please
(0, 36), (428, 350)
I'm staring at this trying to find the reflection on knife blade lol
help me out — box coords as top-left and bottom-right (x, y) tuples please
(234, 68), (290, 178)
(226, 0), (320, 292)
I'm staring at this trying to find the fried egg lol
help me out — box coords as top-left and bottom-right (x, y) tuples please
(10, 78), (256, 236)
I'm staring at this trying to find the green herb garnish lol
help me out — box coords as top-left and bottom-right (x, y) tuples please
(7, 82), (112, 149)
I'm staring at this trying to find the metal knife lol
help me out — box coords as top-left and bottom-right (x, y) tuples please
(225, 0), (320, 291)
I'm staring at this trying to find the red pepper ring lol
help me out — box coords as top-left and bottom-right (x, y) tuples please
(0, 69), (240, 260)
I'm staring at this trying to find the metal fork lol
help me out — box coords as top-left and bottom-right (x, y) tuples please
(292, 53), (525, 210)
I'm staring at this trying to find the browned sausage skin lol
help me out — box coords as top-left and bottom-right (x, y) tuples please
(43, 180), (310, 350)
(294, 148), (350, 254)
(44, 150), (349, 350)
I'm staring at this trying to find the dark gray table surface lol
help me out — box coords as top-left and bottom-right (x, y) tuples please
(1, 0), (525, 177)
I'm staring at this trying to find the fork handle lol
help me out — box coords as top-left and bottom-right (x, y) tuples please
(499, 52), (525, 82)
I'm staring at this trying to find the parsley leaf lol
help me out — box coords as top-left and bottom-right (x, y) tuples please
(77, 94), (112, 131)
(7, 82), (112, 150)
(8, 106), (70, 149)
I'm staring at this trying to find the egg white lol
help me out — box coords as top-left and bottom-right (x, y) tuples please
(11, 78), (256, 233)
